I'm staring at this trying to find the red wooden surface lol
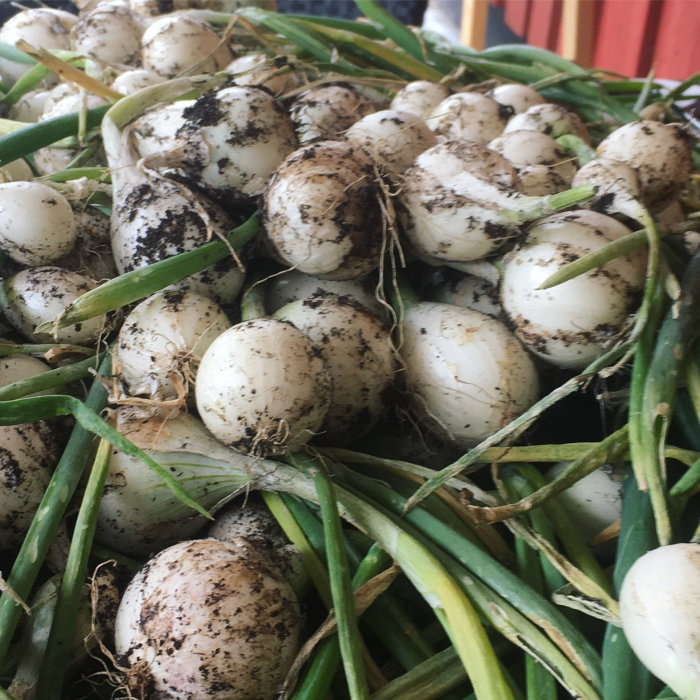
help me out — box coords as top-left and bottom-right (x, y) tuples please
(496, 0), (700, 80)
(504, 0), (532, 36)
(525, 0), (563, 52)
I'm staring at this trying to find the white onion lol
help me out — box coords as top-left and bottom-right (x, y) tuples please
(105, 115), (245, 305)
(0, 352), (55, 396)
(289, 84), (375, 144)
(400, 302), (539, 448)
(109, 68), (162, 95)
(113, 289), (230, 402)
(0, 422), (60, 554)
(390, 80), (451, 119)
(262, 140), (384, 280)
(500, 209), (647, 369)
(620, 543), (700, 699)
(69, 2), (141, 69)
(426, 91), (510, 144)
(7, 88), (53, 122)
(427, 272), (501, 318)
(504, 102), (589, 141)
(265, 268), (387, 320)
(195, 318), (332, 455)
(488, 129), (577, 195)
(486, 83), (546, 114)
(0, 182), (77, 265)
(345, 109), (437, 180)
(139, 14), (233, 78)
(226, 52), (302, 95)
(114, 537), (303, 700)
(595, 120), (693, 207)
(3, 267), (106, 345)
(545, 462), (622, 543)
(274, 293), (398, 444)
(127, 99), (194, 158)
(176, 84), (298, 201)
(33, 89), (108, 175)
(0, 8), (76, 85)
(0, 355), (60, 553)
(398, 140), (588, 263)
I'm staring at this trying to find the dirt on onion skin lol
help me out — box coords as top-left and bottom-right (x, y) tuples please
(116, 538), (303, 700)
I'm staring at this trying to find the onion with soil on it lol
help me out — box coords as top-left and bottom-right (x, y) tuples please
(114, 537), (303, 700)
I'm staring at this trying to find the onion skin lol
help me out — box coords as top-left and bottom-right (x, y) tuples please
(620, 543), (700, 700)
(4, 267), (106, 345)
(195, 318), (332, 455)
(289, 84), (374, 144)
(390, 80), (450, 120)
(0, 422), (60, 553)
(177, 85), (299, 202)
(274, 293), (398, 444)
(0, 182), (77, 266)
(595, 120), (693, 207)
(345, 109), (437, 180)
(114, 537), (303, 700)
(500, 209), (647, 369)
(262, 141), (384, 280)
(113, 289), (230, 403)
(400, 302), (539, 449)
(426, 92), (510, 144)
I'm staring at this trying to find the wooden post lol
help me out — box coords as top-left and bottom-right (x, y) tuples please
(561, 0), (596, 66)
(461, 0), (490, 50)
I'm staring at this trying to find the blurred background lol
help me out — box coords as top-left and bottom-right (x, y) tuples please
(0, 0), (697, 80)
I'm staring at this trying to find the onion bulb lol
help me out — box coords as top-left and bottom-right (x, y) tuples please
(3, 267), (106, 345)
(398, 140), (590, 263)
(288, 84), (374, 144)
(113, 289), (231, 403)
(139, 14), (233, 78)
(426, 91), (510, 144)
(176, 84), (298, 202)
(619, 543), (700, 700)
(400, 302), (539, 448)
(389, 80), (450, 119)
(262, 141), (384, 280)
(0, 182), (77, 266)
(114, 537), (303, 699)
(500, 209), (647, 369)
(0, 8), (76, 85)
(486, 83), (546, 114)
(195, 318), (332, 455)
(345, 109), (437, 180)
(274, 293), (398, 444)
(595, 120), (693, 207)
(0, 354), (60, 553)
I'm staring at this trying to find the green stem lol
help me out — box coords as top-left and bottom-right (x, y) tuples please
(0, 352), (106, 401)
(313, 464), (369, 700)
(0, 357), (110, 668)
(34, 438), (112, 699)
